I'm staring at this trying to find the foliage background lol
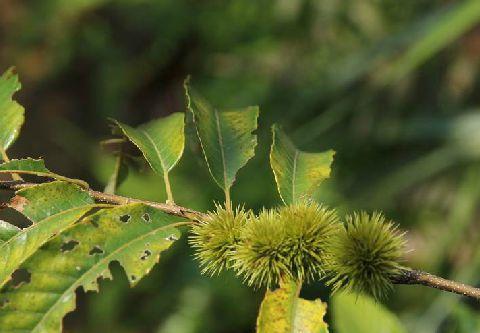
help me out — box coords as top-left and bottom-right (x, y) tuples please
(1, 0), (480, 332)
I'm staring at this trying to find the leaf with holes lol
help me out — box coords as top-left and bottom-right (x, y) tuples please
(257, 279), (329, 333)
(0, 158), (88, 188)
(0, 68), (24, 154)
(0, 203), (185, 333)
(270, 125), (335, 204)
(185, 83), (259, 202)
(0, 181), (97, 289)
(112, 113), (185, 201)
(332, 292), (406, 333)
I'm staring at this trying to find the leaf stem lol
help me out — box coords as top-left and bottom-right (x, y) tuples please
(225, 188), (232, 212)
(0, 148), (9, 162)
(0, 148), (23, 181)
(163, 171), (174, 203)
(105, 152), (123, 194)
(392, 269), (480, 301)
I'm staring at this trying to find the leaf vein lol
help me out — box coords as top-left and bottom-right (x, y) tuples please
(214, 110), (228, 190)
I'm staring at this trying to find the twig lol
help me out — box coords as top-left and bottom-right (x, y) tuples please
(2, 180), (480, 301)
(0, 180), (205, 221)
(392, 269), (480, 301)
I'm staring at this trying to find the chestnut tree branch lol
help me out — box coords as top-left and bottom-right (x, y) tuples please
(1, 180), (480, 301)
(0, 180), (205, 221)
(392, 269), (480, 301)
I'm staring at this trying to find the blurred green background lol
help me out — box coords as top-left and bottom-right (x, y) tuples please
(1, 0), (480, 332)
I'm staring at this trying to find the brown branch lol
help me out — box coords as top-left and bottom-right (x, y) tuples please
(0, 180), (206, 221)
(2, 180), (480, 301)
(392, 269), (480, 301)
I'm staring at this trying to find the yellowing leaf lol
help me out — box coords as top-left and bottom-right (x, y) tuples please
(0, 204), (185, 333)
(0, 68), (24, 153)
(257, 280), (329, 333)
(294, 299), (330, 333)
(112, 113), (185, 202)
(270, 125), (334, 204)
(332, 292), (407, 333)
(0, 182), (97, 289)
(186, 83), (258, 205)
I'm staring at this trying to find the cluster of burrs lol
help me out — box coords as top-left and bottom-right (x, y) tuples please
(189, 201), (406, 299)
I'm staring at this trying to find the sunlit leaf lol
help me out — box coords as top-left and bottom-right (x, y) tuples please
(185, 83), (259, 205)
(0, 158), (88, 188)
(0, 203), (185, 333)
(270, 125), (334, 204)
(0, 221), (20, 243)
(0, 68), (24, 154)
(332, 292), (407, 333)
(0, 181), (97, 288)
(112, 113), (185, 201)
(257, 279), (329, 333)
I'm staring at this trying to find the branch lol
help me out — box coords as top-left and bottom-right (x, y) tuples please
(392, 269), (480, 301)
(1, 180), (480, 301)
(0, 180), (206, 221)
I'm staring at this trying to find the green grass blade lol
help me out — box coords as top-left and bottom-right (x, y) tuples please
(379, 0), (480, 85)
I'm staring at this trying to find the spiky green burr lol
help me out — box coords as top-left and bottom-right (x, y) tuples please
(233, 201), (340, 288)
(327, 211), (406, 299)
(189, 204), (249, 276)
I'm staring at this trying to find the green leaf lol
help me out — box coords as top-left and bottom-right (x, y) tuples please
(0, 221), (20, 243)
(0, 158), (50, 175)
(0, 203), (185, 333)
(185, 83), (259, 206)
(332, 292), (407, 333)
(270, 125), (334, 204)
(0, 158), (89, 188)
(112, 113), (185, 202)
(0, 181), (97, 288)
(257, 280), (329, 333)
(7, 181), (94, 221)
(0, 68), (24, 153)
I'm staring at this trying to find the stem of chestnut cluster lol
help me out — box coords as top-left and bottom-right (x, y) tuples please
(224, 189), (232, 212)
(0, 180), (205, 221)
(1, 180), (480, 301)
(392, 269), (480, 301)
